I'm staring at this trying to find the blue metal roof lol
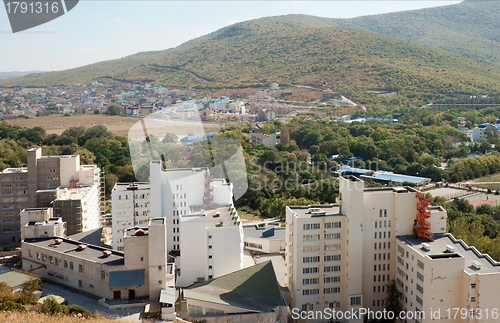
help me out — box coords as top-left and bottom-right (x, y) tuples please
(109, 269), (145, 287)
(339, 166), (430, 184)
(180, 134), (217, 143)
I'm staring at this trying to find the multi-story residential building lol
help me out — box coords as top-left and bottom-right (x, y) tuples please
(396, 232), (500, 322)
(0, 148), (101, 243)
(149, 163), (234, 253)
(178, 206), (244, 287)
(111, 183), (151, 251)
(285, 175), (447, 321)
(110, 163), (244, 287)
(22, 218), (174, 301)
(0, 168), (28, 242)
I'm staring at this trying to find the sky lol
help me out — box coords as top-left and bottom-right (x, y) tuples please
(0, 1), (462, 72)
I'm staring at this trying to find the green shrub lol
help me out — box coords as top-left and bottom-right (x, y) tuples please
(41, 297), (62, 315)
(0, 282), (13, 300)
(0, 300), (26, 312)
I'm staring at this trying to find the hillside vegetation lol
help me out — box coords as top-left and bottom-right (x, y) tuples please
(2, 0), (500, 89)
(109, 27), (500, 101)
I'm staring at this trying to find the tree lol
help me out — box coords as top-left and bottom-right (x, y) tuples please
(107, 104), (123, 116)
(280, 126), (290, 145)
(385, 279), (402, 322)
(162, 133), (178, 143)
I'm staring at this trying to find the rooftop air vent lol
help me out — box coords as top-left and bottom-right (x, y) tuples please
(102, 250), (112, 257)
(471, 260), (482, 270)
(54, 238), (63, 244)
(77, 244), (87, 250)
(445, 245), (455, 253)
(421, 243), (431, 251)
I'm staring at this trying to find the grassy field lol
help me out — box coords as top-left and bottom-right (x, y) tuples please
(469, 173), (500, 183)
(7, 114), (222, 137)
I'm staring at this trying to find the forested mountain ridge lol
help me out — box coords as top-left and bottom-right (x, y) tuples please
(2, 0), (500, 90)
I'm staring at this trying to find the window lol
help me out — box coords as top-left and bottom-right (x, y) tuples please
(324, 287), (340, 294)
(78, 280), (82, 288)
(324, 255), (341, 262)
(416, 284), (424, 294)
(303, 278), (319, 285)
(158, 266), (162, 270)
(324, 222), (341, 228)
(302, 289), (319, 296)
(79, 264), (83, 272)
(324, 244), (341, 251)
(303, 223), (320, 230)
(471, 283), (476, 289)
(471, 297), (476, 302)
(89, 284), (94, 288)
(158, 280), (162, 285)
(324, 233), (341, 240)
(324, 266), (340, 272)
(69, 262), (73, 270)
(101, 271), (106, 279)
(303, 256), (320, 263)
(64, 260), (68, 268)
(303, 245), (320, 252)
(417, 260), (424, 270)
(351, 296), (361, 306)
(303, 267), (319, 274)
(324, 276), (340, 283)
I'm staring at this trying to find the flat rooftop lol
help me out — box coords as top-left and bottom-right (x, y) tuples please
(287, 204), (341, 218)
(206, 206), (238, 227)
(55, 186), (93, 201)
(113, 182), (150, 192)
(23, 237), (124, 266)
(243, 222), (286, 241)
(397, 233), (500, 274)
(1, 168), (27, 174)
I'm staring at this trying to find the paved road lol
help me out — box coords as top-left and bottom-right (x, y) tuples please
(42, 282), (146, 322)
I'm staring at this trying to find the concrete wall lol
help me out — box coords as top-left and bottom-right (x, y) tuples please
(210, 224), (244, 279)
(178, 215), (207, 287)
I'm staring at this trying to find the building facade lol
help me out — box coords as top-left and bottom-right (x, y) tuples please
(396, 232), (500, 322)
(285, 176), (447, 322)
(111, 183), (151, 251)
(22, 218), (174, 301)
(0, 148), (100, 244)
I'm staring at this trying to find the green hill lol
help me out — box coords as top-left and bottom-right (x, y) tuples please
(102, 27), (500, 98)
(2, 0), (500, 91)
(233, 1), (500, 66)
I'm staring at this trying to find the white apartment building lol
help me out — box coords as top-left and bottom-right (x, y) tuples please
(111, 183), (151, 251)
(396, 232), (500, 323)
(178, 206), (244, 287)
(285, 175), (447, 322)
(149, 162), (234, 252)
(111, 163), (244, 286)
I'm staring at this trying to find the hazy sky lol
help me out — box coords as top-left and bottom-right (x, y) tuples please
(0, 1), (462, 72)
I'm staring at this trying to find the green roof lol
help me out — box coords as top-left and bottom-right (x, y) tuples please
(0, 271), (34, 288)
(183, 261), (285, 312)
